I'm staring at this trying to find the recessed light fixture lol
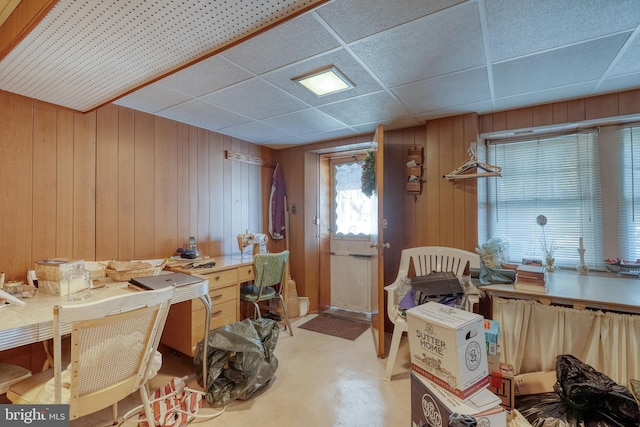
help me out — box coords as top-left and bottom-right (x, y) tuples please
(293, 66), (354, 96)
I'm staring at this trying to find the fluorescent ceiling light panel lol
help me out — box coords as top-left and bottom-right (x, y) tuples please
(294, 67), (354, 96)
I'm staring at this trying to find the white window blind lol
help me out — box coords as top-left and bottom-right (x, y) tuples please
(619, 126), (640, 261)
(480, 132), (603, 268)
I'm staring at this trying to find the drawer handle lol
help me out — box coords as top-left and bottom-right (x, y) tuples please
(211, 310), (223, 317)
(247, 269), (252, 274)
(214, 275), (221, 281)
(211, 294), (223, 301)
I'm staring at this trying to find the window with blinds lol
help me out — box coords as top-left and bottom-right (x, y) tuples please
(479, 132), (603, 269)
(619, 126), (640, 261)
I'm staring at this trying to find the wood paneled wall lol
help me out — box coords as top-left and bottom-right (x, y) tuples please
(0, 91), (275, 284)
(480, 89), (640, 133)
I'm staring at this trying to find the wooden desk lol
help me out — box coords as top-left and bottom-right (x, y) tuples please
(479, 270), (640, 314)
(163, 255), (255, 355)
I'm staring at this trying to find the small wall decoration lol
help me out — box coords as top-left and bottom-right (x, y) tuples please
(361, 150), (376, 197)
(406, 145), (424, 195)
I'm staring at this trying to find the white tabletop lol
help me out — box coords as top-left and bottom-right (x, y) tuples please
(0, 278), (210, 352)
(479, 269), (640, 314)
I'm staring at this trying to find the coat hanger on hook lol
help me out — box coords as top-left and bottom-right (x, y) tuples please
(443, 143), (502, 180)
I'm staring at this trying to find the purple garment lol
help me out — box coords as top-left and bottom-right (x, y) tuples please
(269, 163), (286, 240)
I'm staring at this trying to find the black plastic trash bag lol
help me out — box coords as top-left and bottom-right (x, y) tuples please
(517, 354), (640, 427)
(194, 317), (279, 407)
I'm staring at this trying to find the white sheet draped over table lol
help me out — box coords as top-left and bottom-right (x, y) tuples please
(493, 297), (640, 388)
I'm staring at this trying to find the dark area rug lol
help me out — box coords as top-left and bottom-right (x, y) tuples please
(298, 314), (370, 341)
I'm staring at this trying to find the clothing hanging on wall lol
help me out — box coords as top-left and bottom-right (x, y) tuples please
(269, 163), (286, 240)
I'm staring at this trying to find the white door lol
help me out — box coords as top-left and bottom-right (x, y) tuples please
(329, 155), (374, 313)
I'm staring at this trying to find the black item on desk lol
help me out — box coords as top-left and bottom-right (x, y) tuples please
(516, 354), (640, 427)
(176, 247), (198, 259)
(194, 318), (279, 407)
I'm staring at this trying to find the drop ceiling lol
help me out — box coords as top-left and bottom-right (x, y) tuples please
(2, 0), (640, 149)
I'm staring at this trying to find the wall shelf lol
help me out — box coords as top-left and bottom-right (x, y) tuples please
(406, 145), (423, 195)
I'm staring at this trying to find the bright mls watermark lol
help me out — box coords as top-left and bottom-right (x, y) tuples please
(0, 405), (69, 426)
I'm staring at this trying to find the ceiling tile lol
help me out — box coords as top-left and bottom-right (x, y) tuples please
(420, 99), (496, 119)
(157, 99), (251, 130)
(351, 2), (484, 87)
(485, 0), (640, 61)
(393, 68), (491, 113)
(608, 34), (640, 77)
(318, 91), (408, 126)
(158, 56), (253, 97)
(493, 34), (630, 98)
(316, 0), (466, 43)
(271, 127), (360, 147)
(219, 121), (293, 143)
(492, 82), (598, 112)
(201, 78), (308, 119)
(221, 13), (341, 74)
(597, 72), (640, 94)
(262, 108), (347, 135)
(114, 84), (193, 113)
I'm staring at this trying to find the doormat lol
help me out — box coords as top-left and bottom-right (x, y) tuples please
(298, 314), (370, 341)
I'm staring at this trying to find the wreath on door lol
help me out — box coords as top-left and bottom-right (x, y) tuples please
(361, 150), (376, 197)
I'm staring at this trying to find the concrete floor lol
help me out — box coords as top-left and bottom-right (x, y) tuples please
(70, 314), (412, 427)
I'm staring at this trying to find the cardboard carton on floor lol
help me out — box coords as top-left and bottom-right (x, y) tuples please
(514, 370), (556, 395)
(407, 301), (489, 400)
(488, 369), (515, 409)
(411, 373), (506, 427)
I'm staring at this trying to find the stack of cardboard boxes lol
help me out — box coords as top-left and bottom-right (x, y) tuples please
(406, 301), (507, 427)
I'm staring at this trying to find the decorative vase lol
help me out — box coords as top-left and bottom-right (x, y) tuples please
(576, 245), (589, 275)
(545, 257), (555, 272)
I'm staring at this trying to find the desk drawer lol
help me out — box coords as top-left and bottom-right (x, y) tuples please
(192, 284), (236, 312)
(238, 265), (254, 282)
(199, 269), (237, 288)
(192, 299), (236, 341)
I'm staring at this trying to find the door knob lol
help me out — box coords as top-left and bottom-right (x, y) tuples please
(369, 242), (390, 249)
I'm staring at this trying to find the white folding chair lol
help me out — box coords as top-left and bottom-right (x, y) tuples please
(383, 246), (479, 381)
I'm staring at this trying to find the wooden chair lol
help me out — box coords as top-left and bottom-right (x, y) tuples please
(383, 246), (480, 381)
(7, 286), (174, 424)
(240, 251), (293, 336)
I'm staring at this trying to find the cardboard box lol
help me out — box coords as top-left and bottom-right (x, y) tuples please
(484, 319), (501, 373)
(488, 370), (515, 409)
(484, 319), (500, 356)
(407, 301), (489, 400)
(35, 259), (85, 296)
(411, 373), (506, 427)
(514, 370), (556, 396)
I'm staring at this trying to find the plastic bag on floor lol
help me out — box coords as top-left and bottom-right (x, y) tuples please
(194, 317), (279, 407)
(517, 354), (640, 427)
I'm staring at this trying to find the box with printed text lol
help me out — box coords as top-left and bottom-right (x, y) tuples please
(407, 301), (489, 400)
(411, 373), (506, 427)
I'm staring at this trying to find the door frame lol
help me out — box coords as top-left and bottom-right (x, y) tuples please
(317, 147), (376, 313)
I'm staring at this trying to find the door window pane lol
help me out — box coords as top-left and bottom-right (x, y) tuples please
(334, 161), (372, 236)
